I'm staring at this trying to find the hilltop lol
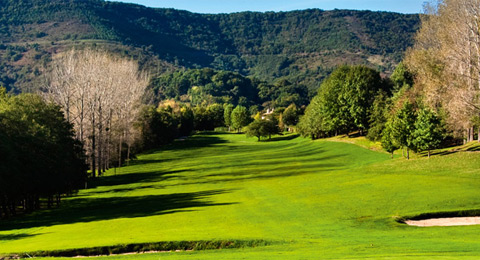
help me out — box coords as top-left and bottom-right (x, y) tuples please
(0, 0), (419, 93)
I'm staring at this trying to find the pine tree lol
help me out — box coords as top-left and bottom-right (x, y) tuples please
(412, 108), (443, 158)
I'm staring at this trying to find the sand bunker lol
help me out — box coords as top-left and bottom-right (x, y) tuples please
(405, 217), (480, 227)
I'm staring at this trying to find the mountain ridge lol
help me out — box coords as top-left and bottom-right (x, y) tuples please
(0, 0), (420, 94)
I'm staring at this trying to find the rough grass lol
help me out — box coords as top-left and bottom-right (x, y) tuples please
(1, 133), (480, 259)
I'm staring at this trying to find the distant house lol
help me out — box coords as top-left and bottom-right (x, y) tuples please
(261, 108), (274, 120)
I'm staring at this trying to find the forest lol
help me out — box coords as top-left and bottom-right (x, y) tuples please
(0, 0), (419, 94)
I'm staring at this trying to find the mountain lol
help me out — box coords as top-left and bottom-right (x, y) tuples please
(0, 0), (420, 95)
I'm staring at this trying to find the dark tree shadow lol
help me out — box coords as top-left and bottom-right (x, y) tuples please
(264, 134), (300, 142)
(0, 189), (234, 231)
(140, 135), (229, 155)
(466, 145), (480, 151)
(81, 184), (164, 196)
(428, 150), (457, 156)
(0, 233), (38, 241)
(88, 169), (187, 188)
(172, 165), (342, 187)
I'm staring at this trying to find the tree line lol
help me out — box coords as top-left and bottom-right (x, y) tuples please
(45, 49), (148, 177)
(296, 63), (447, 159)
(150, 68), (310, 109)
(405, 0), (480, 144)
(0, 89), (86, 218)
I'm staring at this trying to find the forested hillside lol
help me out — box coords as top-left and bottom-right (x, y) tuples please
(0, 0), (419, 94)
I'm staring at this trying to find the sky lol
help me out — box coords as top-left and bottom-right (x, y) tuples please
(109, 0), (426, 14)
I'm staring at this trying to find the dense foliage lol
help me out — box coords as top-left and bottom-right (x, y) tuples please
(298, 65), (388, 137)
(0, 90), (86, 218)
(138, 101), (194, 150)
(151, 68), (259, 107)
(0, 0), (419, 94)
(230, 105), (251, 132)
(150, 68), (310, 108)
(246, 116), (280, 141)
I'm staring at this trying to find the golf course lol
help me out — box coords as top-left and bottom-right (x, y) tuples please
(1, 133), (480, 259)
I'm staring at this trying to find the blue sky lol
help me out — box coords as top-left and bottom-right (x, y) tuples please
(109, 0), (426, 14)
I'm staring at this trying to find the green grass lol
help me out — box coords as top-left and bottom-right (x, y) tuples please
(1, 133), (480, 259)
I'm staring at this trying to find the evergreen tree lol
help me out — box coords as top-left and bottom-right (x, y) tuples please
(392, 101), (417, 159)
(367, 90), (391, 141)
(390, 62), (414, 92)
(412, 108), (443, 158)
(381, 120), (400, 158)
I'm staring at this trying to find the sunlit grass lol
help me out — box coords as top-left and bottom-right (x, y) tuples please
(1, 133), (480, 259)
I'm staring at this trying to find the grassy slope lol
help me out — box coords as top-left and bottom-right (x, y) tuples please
(1, 133), (480, 259)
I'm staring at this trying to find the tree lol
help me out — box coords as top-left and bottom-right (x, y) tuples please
(207, 103), (225, 128)
(230, 105), (250, 132)
(341, 66), (386, 133)
(297, 96), (325, 139)
(412, 108), (443, 157)
(138, 105), (177, 150)
(391, 101), (417, 159)
(390, 62), (414, 92)
(298, 65), (386, 137)
(0, 90), (86, 218)
(282, 103), (299, 131)
(224, 103), (234, 131)
(179, 106), (194, 136)
(45, 49), (148, 175)
(367, 90), (391, 141)
(381, 120), (400, 158)
(405, 0), (480, 142)
(245, 120), (264, 141)
(246, 117), (280, 141)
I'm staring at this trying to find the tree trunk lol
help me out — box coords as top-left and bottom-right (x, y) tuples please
(80, 97), (84, 141)
(127, 143), (131, 166)
(97, 105), (103, 177)
(91, 116), (96, 178)
(106, 110), (113, 170)
(118, 133), (123, 168)
(478, 125), (480, 142)
(428, 150), (431, 158)
(406, 148), (410, 160)
(470, 126), (474, 142)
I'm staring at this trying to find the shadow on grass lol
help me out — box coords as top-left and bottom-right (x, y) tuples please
(466, 145), (480, 151)
(172, 167), (338, 186)
(148, 135), (229, 153)
(0, 189), (234, 231)
(81, 184), (164, 196)
(397, 209), (480, 223)
(428, 150), (456, 156)
(426, 142), (480, 157)
(264, 134), (300, 142)
(0, 233), (37, 241)
(88, 169), (187, 188)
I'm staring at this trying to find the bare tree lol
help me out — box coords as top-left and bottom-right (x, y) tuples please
(45, 48), (149, 176)
(406, 0), (480, 142)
